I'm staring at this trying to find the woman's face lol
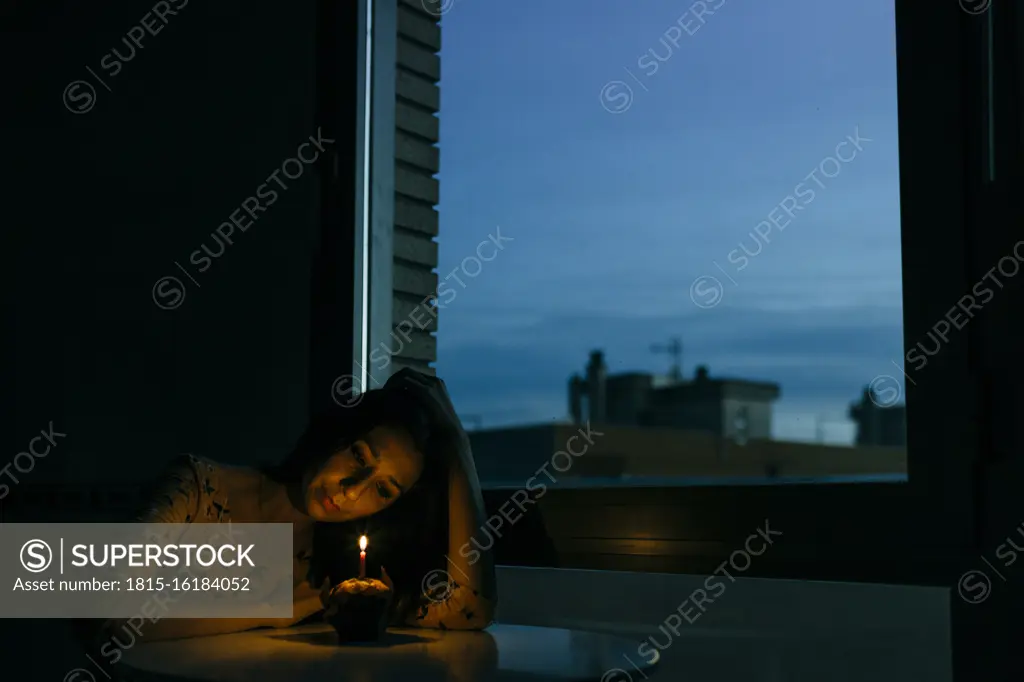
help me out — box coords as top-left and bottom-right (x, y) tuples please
(302, 423), (425, 522)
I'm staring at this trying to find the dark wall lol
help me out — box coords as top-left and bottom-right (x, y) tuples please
(6, 0), (322, 488)
(2, 1), (335, 676)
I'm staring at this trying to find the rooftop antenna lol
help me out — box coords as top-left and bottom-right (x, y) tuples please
(650, 336), (683, 382)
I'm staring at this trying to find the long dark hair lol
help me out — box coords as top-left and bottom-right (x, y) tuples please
(265, 377), (450, 623)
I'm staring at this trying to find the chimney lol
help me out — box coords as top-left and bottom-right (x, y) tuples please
(568, 374), (584, 424)
(586, 350), (607, 423)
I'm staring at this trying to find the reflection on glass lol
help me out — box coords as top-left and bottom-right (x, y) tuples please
(435, 0), (904, 484)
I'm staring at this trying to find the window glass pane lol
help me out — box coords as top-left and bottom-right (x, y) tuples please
(435, 0), (904, 485)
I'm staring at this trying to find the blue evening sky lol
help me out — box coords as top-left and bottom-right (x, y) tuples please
(433, 0), (902, 444)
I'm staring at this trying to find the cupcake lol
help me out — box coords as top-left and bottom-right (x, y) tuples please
(321, 578), (393, 643)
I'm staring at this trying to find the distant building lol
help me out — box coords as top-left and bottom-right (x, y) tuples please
(568, 350), (781, 440)
(848, 386), (907, 447)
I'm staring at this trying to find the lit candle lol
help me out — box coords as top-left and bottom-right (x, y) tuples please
(359, 535), (367, 579)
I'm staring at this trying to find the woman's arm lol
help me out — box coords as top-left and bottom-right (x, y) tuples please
(439, 443), (498, 628)
(111, 579), (328, 642)
(134, 454), (204, 523)
(391, 372), (497, 630)
(396, 448), (496, 631)
(80, 455), (289, 646)
(76, 455), (205, 649)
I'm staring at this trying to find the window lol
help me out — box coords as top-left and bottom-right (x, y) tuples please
(439, 0), (908, 476)
(361, 1), (986, 584)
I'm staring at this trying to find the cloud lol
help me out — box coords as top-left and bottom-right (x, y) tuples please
(437, 303), (903, 444)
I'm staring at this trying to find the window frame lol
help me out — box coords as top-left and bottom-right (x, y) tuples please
(949, 1), (1023, 679)
(353, 0), (398, 390)
(359, 0), (986, 586)
(313, 0), (398, 415)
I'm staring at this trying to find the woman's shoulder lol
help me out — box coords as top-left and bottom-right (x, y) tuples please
(139, 455), (260, 523)
(159, 453), (215, 477)
(159, 454), (264, 491)
(159, 454), (256, 482)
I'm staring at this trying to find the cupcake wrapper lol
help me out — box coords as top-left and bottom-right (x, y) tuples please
(326, 594), (390, 643)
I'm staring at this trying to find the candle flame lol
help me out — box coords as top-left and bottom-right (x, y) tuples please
(359, 535), (368, 550)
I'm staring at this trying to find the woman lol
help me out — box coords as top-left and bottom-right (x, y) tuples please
(87, 369), (496, 647)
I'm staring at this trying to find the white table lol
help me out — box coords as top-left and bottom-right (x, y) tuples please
(119, 622), (660, 682)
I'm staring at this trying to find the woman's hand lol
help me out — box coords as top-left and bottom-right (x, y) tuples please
(262, 577), (330, 629)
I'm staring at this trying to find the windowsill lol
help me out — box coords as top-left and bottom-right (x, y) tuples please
(494, 566), (951, 682)
(482, 473), (908, 489)
(481, 483), (961, 585)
